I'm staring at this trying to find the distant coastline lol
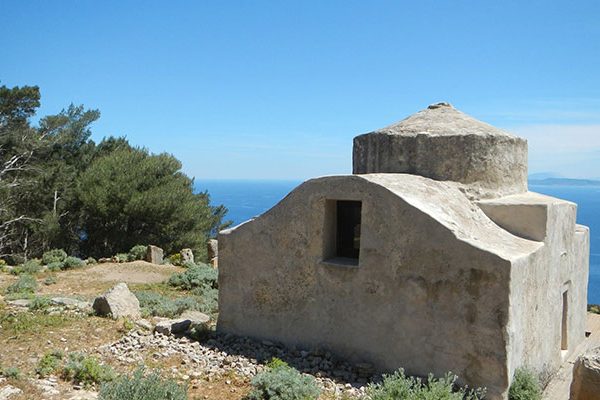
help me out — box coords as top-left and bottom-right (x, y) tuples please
(529, 177), (600, 187)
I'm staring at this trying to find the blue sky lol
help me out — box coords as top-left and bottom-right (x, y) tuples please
(1, 1), (599, 180)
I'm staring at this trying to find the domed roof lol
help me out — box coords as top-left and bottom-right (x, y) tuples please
(372, 102), (517, 139)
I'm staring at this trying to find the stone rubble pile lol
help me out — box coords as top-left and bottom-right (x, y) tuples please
(101, 329), (374, 397)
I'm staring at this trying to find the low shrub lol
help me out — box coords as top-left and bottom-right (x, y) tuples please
(248, 362), (321, 400)
(42, 249), (67, 265)
(128, 245), (147, 261)
(86, 257), (97, 265)
(99, 367), (187, 400)
(47, 261), (64, 271)
(62, 256), (84, 270)
(168, 264), (218, 291)
(0, 312), (74, 334)
(62, 353), (115, 386)
(134, 291), (208, 318)
(36, 350), (64, 377)
(44, 275), (58, 285)
(168, 253), (183, 266)
(29, 296), (52, 311)
(6, 274), (37, 295)
(11, 259), (42, 275)
(1, 366), (21, 379)
(509, 368), (541, 400)
(115, 253), (129, 263)
(365, 369), (485, 400)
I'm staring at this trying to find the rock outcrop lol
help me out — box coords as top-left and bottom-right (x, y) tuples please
(570, 346), (600, 400)
(145, 245), (164, 264)
(180, 248), (194, 264)
(93, 282), (140, 319)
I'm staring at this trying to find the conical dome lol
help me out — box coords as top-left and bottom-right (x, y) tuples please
(353, 102), (528, 198)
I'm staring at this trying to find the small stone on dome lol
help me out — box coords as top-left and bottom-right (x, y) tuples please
(428, 102), (453, 109)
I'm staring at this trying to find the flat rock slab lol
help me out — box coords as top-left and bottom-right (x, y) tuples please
(0, 385), (22, 399)
(6, 299), (31, 307)
(92, 282), (140, 319)
(155, 319), (191, 335)
(51, 297), (90, 309)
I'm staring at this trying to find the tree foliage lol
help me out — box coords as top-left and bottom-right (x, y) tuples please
(0, 83), (227, 260)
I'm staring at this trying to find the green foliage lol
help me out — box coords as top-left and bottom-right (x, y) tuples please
(1, 366), (21, 379)
(11, 259), (42, 275)
(62, 353), (115, 386)
(44, 275), (58, 285)
(365, 369), (485, 400)
(509, 368), (542, 400)
(169, 253), (183, 266)
(588, 304), (600, 314)
(36, 350), (64, 377)
(29, 295), (52, 311)
(47, 261), (64, 271)
(99, 367), (187, 400)
(77, 147), (226, 258)
(134, 290), (212, 318)
(168, 264), (218, 291)
(42, 249), (67, 265)
(6, 274), (37, 294)
(115, 253), (129, 263)
(62, 256), (84, 269)
(248, 363), (321, 400)
(128, 245), (147, 261)
(0, 311), (74, 335)
(266, 358), (289, 370)
(86, 257), (97, 265)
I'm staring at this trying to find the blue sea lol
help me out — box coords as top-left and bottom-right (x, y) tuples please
(196, 180), (600, 304)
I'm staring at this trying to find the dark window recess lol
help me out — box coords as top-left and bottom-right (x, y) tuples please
(336, 201), (362, 259)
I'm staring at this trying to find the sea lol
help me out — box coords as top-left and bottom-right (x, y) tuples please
(196, 180), (600, 304)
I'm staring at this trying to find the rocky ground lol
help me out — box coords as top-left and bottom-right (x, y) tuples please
(0, 261), (373, 400)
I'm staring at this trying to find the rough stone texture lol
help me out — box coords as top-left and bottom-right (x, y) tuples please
(570, 346), (600, 400)
(145, 245), (164, 264)
(92, 282), (141, 319)
(0, 385), (22, 400)
(207, 239), (218, 267)
(218, 174), (589, 399)
(217, 104), (590, 399)
(180, 248), (194, 264)
(155, 318), (192, 335)
(352, 103), (528, 199)
(180, 310), (210, 327)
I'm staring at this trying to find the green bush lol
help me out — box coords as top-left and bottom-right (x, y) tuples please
(86, 257), (97, 265)
(1, 366), (21, 379)
(11, 259), (42, 275)
(98, 367), (187, 400)
(36, 350), (64, 377)
(6, 274), (37, 295)
(29, 296), (52, 311)
(134, 291), (210, 318)
(42, 249), (68, 265)
(168, 264), (217, 291)
(128, 245), (147, 261)
(509, 368), (541, 400)
(62, 353), (115, 386)
(62, 256), (84, 269)
(115, 253), (129, 263)
(44, 275), (58, 285)
(168, 253), (183, 266)
(248, 363), (321, 400)
(47, 261), (64, 271)
(365, 369), (485, 400)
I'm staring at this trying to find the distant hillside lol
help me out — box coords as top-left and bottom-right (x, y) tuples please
(529, 177), (600, 186)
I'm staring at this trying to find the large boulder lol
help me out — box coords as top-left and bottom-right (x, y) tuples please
(145, 245), (164, 264)
(180, 248), (194, 264)
(92, 283), (140, 319)
(570, 346), (600, 400)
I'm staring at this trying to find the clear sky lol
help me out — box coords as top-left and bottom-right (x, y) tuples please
(1, 1), (599, 180)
